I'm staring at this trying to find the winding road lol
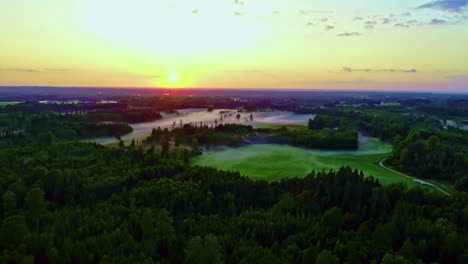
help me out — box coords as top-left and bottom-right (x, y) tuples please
(379, 158), (451, 196)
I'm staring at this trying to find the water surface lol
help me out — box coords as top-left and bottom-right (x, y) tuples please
(86, 109), (314, 144)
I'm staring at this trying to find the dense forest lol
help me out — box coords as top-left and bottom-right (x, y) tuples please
(388, 128), (468, 191)
(143, 124), (254, 149)
(0, 95), (467, 263)
(0, 112), (132, 148)
(270, 127), (358, 150)
(0, 143), (467, 263)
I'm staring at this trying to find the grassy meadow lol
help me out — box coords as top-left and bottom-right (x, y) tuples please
(193, 142), (451, 192)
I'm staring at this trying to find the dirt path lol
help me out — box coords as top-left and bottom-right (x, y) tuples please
(379, 158), (451, 196)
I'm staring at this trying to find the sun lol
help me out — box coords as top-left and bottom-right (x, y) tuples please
(154, 72), (187, 88)
(168, 73), (178, 84)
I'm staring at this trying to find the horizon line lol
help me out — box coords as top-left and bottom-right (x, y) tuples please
(0, 85), (467, 95)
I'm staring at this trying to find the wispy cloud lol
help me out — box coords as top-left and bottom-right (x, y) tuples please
(429, 18), (448, 24)
(299, 10), (333, 15)
(1, 68), (72, 73)
(141, 75), (165, 79)
(337, 32), (361, 37)
(381, 18), (391, 24)
(45, 68), (70, 72)
(363, 21), (377, 29)
(342, 67), (417, 73)
(417, 0), (468, 12)
(234, 0), (244, 6)
(324, 25), (334, 31)
(394, 23), (410, 28)
(293, 79), (374, 86)
(3, 68), (40, 73)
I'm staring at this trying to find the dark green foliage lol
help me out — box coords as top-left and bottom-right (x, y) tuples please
(0, 110), (133, 148)
(308, 115), (340, 130)
(0, 143), (466, 263)
(315, 250), (339, 264)
(185, 234), (223, 264)
(388, 128), (467, 185)
(270, 128), (358, 150)
(144, 123), (254, 148)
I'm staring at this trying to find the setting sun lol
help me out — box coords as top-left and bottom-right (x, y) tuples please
(168, 73), (178, 84)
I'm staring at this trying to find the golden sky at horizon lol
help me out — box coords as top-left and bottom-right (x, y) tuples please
(1, 0), (468, 91)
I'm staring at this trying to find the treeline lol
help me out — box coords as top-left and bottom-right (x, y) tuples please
(308, 114), (343, 130)
(143, 121), (359, 151)
(0, 101), (128, 115)
(270, 128), (358, 150)
(143, 123), (254, 149)
(308, 109), (440, 142)
(0, 143), (467, 263)
(309, 110), (467, 190)
(388, 128), (468, 191)
(0, 112), (132, 148)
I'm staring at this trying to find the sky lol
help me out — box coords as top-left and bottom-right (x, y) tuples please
(1, 0), (468, 91)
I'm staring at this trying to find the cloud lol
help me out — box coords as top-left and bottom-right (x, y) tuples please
(337, 32), (361, 37)
(342, 67), (417, 73)
(381, 18), (391, 24)
(324, 25), (334, 31)
(140, 74), (165, 79)
(45, 68), (70, 72)
(299, 10), (333, 15)
(417, 0), (468, 12)
(192, 9), (199, 15)
(429, 18), (448, 24)
(394, 23), (410, 28)
(353, 17), (363, 21)
(1, 68), (73, 73)
(293, 79), (374, 86)
(234, 0), (244, 6)
(233, 11), (244, 16)
(306, 22), (316, 26)
(3, 68), (40, 73)
(364, 21), (377, 29)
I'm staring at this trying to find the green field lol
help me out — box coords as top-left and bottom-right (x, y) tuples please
(193, 141), (449, 191)
(0, 101), (20, 106)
